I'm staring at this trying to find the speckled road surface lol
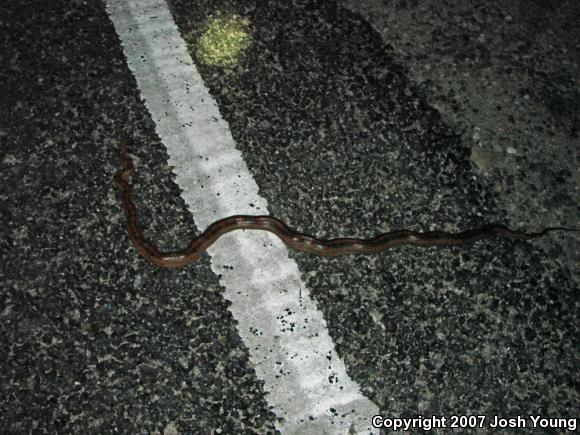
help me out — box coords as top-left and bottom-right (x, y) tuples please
(0, 0), (578, 434)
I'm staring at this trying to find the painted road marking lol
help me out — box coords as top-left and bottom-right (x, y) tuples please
(106, 0), (380, 432)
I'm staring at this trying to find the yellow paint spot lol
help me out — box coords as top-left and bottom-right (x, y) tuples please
(194, 13), (252, 70)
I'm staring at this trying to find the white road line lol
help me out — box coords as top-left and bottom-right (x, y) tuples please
(106, 0), (380, 433)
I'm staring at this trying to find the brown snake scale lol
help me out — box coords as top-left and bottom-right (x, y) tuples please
(115, 137), (577, 268)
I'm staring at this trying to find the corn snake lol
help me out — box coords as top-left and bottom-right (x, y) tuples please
(115, 136), (576, 268)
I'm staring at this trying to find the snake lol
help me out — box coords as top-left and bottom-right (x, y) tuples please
(115, 136), (577, 268)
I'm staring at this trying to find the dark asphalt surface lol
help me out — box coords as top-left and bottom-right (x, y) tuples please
(0, 0), (578, 433)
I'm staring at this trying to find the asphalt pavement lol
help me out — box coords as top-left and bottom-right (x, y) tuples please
(0, 0), (578, 433)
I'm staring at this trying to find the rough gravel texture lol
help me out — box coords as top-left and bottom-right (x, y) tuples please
(0, 0), (577, 433)
(0, 1), (277, 433)
(340, 0), (579, 280)
(171, 0), (579, 429)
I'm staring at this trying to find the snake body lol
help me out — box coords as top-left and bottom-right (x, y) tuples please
(115, 137), (576, 268)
